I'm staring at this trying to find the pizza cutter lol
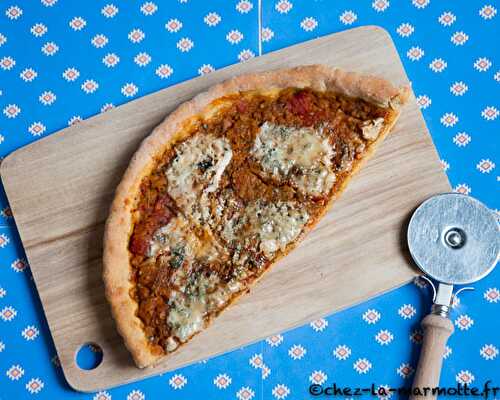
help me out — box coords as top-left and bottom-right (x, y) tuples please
(407, 193), (499, 399)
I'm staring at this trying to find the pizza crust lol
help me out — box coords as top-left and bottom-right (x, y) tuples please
(103, 65), (410, 368)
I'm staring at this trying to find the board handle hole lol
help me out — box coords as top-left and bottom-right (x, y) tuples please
(76, 342), (103, 370)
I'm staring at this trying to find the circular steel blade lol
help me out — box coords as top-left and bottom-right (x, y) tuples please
(408, 193), (499, 285)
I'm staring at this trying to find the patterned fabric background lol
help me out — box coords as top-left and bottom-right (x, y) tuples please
(0, 1), (498, 399)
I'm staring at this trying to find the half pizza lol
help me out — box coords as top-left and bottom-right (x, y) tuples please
(103, 65), (410, 367)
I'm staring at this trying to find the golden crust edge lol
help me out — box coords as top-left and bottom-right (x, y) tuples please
(102, 64), (410, 368)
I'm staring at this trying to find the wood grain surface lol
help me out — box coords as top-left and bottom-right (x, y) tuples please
(0, 26), (450, 392)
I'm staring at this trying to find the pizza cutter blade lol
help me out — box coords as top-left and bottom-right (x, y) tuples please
(407, 193), (499, 399)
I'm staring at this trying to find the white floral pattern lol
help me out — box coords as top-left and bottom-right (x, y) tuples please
(272, 384), (290, 399)
(474, 57), (492, 72)
(453, 132), (471, 147)
(455, 314), (474, 331)
(204, 12), (221, 26)
(300, 17), (318, 32)
(0, 234), (10, 249)
(440, 112), (458, 127)
(407, 46), (424, 61)
(339, 10), (357, 25)
(362, 309), (381, 324)
(177, 37), (194, 52)
(451, 31), (469, 46)
(26, 378), (44, 394)
(439, 12), (456, 26)
(20, 68), (38, 82)
(127, 389), (145, 400)
(398, 304), (416, 319)
(41, 42), (59, 56)
(396, 23), (414, 37)
(22, 325), (40, 340)
(288, 344), (306, 360)
(214, 373), (232, 389)
(141, 2), (157, 16)
(6, 364), (24, 380)
(353, 358), (372, 374)
(375, 329), (394, 345)
(156, 64), (174, 79)
(333, 344), (351, 360)
(227, 30), (244, 44)
(480, 344), (498, 360)
(31, 23), (48, 37)
(429, 58), (447, 72)
(168, 374), (187, 390)
(69, 17), (87, 31)
(81, 80), (99, 94)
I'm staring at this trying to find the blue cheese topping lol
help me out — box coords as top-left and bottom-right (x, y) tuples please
(361, 117), (385, 140)
(166, 134), (232, 224)
(159, 189), (315, 345)
(148, 216), (237, 344)
(221, 199), (310, 257)
(167, 295), (206, 343)
(148, 215), (222, 263)
(167, 268), (240, 343)
(251, 122), (336, 196)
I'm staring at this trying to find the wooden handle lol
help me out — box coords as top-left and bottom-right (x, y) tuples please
(410, 314), (454, 399)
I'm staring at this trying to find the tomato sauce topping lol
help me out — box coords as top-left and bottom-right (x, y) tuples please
(128, 88), (389, 354)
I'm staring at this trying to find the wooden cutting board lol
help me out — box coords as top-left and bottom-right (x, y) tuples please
(0, 26), (450, 392)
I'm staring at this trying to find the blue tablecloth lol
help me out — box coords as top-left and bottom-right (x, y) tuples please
(0, 1), (498, 398)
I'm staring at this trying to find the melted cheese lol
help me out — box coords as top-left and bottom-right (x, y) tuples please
(165, 337), (178, 352)
(361, 117), (385, 140)
(222, 199), (309, 257)
(251, 122), (336, 196)
(148, 216), (190, 258)
(208, 286), (231, 309)
(154, 191), (309, 346)
(249, 201), (309, 256)
(149, 215), (223, 264)
(167, 270), (234, 342)
(167, 296), (206, 342)
(166, 134), (232, 224)
(147, 206), (237, 345)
